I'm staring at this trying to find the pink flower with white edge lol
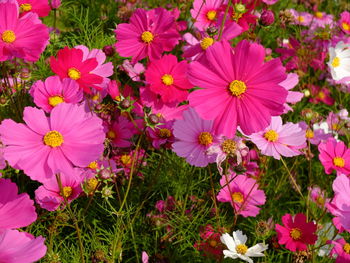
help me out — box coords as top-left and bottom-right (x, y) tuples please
(329, 238), (350, 262)
(0, 229), (47, 263)
(0, 0), (49, 62)
(275, 213), (317, 252)
(145, 54), (193, 104)
(249, 116), (306, 160)
(0, 178), (37, 229)
(0, 103), (105, 182)
(35, 169), (83, 211)
(217, 173), (266, 217)
(31, 76), (83, 112)
(318, 138), (350, 175)
(326, 174), (350, 232)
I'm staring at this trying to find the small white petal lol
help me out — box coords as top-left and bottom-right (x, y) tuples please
(220, 233), (236, 252)
(246, 243), (269, 257)
(232, 230), (247, 245)
(223, 249), (238, 259)
(237, 254), (254, 263)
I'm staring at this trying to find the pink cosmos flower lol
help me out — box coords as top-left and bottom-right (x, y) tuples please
(249, 116), (306, 160)
(106, 116), (135, 148)
(326, 174), (350, 232)
(190, 0), (223, 31)
(318, 138), (350, 175)
(188, 40), (288, 137)
(115, 8), (181, 63)
(224, 2), (258, 32)
(0, 178), (37, 229)
(17, 0), (50, 17)
(0, 229), (47, 263)
(31, 76), (83, 112)
(275, 213), (317, 252)
(329, 238), (350, 262)
(121, 59), (145, 81)
(172, 108), (217, 167)
(310, 11), (334, 29)
(0, 103), (105, 182)
(339, 11), (350, 34)
(147, 120), (174, 149)
(289, 9), (312, 26)
(308, 186), (329, 208)
(0, 0), (49, 62)
(145, 54), (193, 104)
(309, 85), (335, 106)
(50, 46), (110, 94)
(299, 122), (331, 145)
(217, 173), (266, 217)
(35, 169), (83, 211)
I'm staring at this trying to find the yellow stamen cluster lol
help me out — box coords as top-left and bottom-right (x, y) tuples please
(20, 3), (32, 12)
(206, 10), (217, 21)
(344, 243), (350, 254)
(86, 178), (98, 193)
(68, 68), (81, 80)
(120, 154), (132, 165)
(331, 57), (340, 68)
(297, 16), (305, 23)
(264, 130), (279, 142)
(48, 95), (64, 107)
(43, 131), (64, 147)
(315, 12), (323, 19)
(290, 228), (302, 240)
(229, 80), (247, 97)
(1, 30), (16, 43)
(236, 244), (248, 255)
(62, 186), (73, 198)
(161, 74), (174, 86)
(200, 37), (214, 50)
(222, 139), (237, 155)
(158, 128), (172, 138)
(88, 161), (98, 170)
(198, 132), (213, 146)
(342, 22), (350, 31)
(107, 130), (116, 139)
(333, 157), (345, 168)
(141, 31), (154, 43)
(232, 192), (244, 203)
(305, 129), (314, 139)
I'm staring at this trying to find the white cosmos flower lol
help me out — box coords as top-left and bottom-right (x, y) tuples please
(220, 230), (268, 263)
(328, 41), (350, 82)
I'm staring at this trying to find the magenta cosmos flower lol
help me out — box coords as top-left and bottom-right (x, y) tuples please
(0, 0), (49, 62)
(217, 173), (266, 217)
(275, 213), (317, 252)
(339, 11), (350, 34)
(190, 0), (223, 31)
(145, 54), (193, 104)
(318, 138), (350, 175)
(0, 103), (105, 182)
(326, 174), (350, 232)
(106, 115), (135, 148)
(0, 178), (37, 229)
(115, 8), (181, 63)
(17, 0), (51, 17)
(50, 46), (113, 94)
(188, 40), (288, 137)
(31, 75), (83, 112)
(329, 238), (350, 262)
(0, 229), (47, 263)
(172, 108), (217, 167)
(35, 169), (83, 211)
(249, 116), (306, 160)
(147, 120), (174, 149)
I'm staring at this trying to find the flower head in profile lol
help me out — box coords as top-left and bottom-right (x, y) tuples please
(172, 108), (217, 167)
(115, 8), (180, 63)
(220, 230), (268, 262)
(249, 116), (306, 160)
(0, 0), (49, 62)
(275, 213), (317, 251)
(31, 76), (83, 112)
(0, 103), (105, 182)
(188, 40), (288, 137)
(318, 138), (350, 175)
(147, 120), (174, 149)
(217, 173), (266, 217)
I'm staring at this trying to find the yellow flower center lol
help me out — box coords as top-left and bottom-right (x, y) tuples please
(107, 130), (116, 139)
(232, 192), (244, 203)
(120, 154), (132, 165)
(1, 30), (16, 43)
(333, 157), (345, 168)
(318, 91), (326, 99)
(68, 68), (81, 80)
(331, 57), (340, 68)
(158, 128), (172, 138)
(161, 74), (174, 86)
(332, 123), (339, 130)
(305, 129), (314, 139)
(48, 95), (64, 107)
(200, 37), (214, 50)
(43, 131), (64, 147)
(264, 130), (279, 142)
(92, 94), (99, 101)
(20, 3), (32, 12)
(290, 228), (302, 240)
(141, 31), (154, 43)
(222, 139), (237, 155)
(229, 80), (247, 97)
(198, 132), (213, 146)
(88, 161), (98, 170)
(86, 178), (98, 193)
(297, 16), (305, 23)
(62, 186), (72, 198)
(236, 244), (248, 255)
(344, 243), (350, 254)
(209, 239), (217, 248)
(206, 10), (217, 21)
(342, 22), (350, 31)
(316, 196), (325, 206)
(315, 12), (323, 19)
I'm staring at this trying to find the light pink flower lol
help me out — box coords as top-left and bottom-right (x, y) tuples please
(217, 173), (266, 217)
(329, 238), (350, 262)
(31, 75), (83, 112)
(279, 73), (303, 113)
(249, 116), (306, 160)
(289, 9), (312, 26)
(0, 103), (105, 182)
(190, 0), (223, 30)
